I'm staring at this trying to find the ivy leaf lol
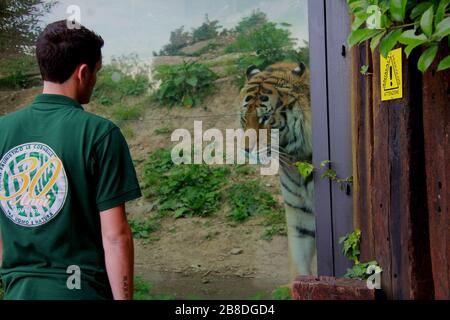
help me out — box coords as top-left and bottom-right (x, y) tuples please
(410, 2), (433, 19)
(370, 30), (386, 52)
(297, 162), (314, 179)
(390, 0), (407, 22)
(434, 16), (450, 38)
(437, 55), (450, 71)
(380, 29), (403, 57)
(352, 12), (369, 30)
(399, 30), (429, 57)
(320, 160), (332, 168)
(420, 6), (434, 37)
(348, 29), (383, 47)
(418, 45), (439, 72)
(435, 0), (450, 26)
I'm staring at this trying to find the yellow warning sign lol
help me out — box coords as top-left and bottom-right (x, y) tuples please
(380, 48), (403, 101)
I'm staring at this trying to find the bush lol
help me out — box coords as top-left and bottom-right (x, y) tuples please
(112, 103), (144, 123)
(153, 61), (217, 108)
(235, 10), (268, 35)
(142, 148), (230, 218)
(226, 22), (296, 65)
(92, 66), (149, 106)
(0, 54), (40, 89)
(158, 26), (192, 56)
(192, 14), (221, 43)
(226, 180), (279, 222)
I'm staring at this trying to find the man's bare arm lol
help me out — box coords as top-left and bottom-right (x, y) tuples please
(0, 229), (3, 267)
(100, 204), (134, 300)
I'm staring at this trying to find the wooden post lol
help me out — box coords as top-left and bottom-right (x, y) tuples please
(422, 43), (450, 300)
(353, 45), (434, 299)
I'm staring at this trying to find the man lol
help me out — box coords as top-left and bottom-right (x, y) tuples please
(0, 20), (141, 300)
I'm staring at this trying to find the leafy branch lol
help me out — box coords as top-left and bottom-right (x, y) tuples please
(296, 160), (353, 192)
(347, 0), (450, 72)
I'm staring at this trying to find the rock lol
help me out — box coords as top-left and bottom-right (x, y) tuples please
(230, 248), (243, 255)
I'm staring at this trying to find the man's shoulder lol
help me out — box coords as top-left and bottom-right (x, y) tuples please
(0, 106), (30, 124)
(75, 109), (119, 140)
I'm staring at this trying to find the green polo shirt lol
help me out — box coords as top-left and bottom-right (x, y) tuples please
(0, 94), (142, 300)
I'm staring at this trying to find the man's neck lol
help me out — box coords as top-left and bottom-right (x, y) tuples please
(42, 81), (79, 102)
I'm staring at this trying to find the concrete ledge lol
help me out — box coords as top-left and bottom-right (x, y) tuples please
(292, 276), (376, 300)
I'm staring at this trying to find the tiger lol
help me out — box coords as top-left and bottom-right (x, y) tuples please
(239, 62), (315, 276)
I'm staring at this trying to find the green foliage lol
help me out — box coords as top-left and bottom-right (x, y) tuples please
(92, 65), (150, 106)
(0, 54), (40, 89)
(235, 10), (269, 34)
(0, 0), (55, 55)
(339, 230), (383, 280)
(192, 14), (221, 43)
(261, 209), (287, 240)
(142, 149), (230, 218)
(153, 61), (217, 107)
(158, 26), (192, 56)
(226, 180), (279, 222)
(129, 216), (161, 241)
(345, 261), (383, 279)
(226, 22), (297, 66)
(112, 103), (144, 124)
(154, 127), (172, 135)
(141, 149), (286, 239)
(271, 286), (292, 300)
(0, 279), (3, 300)
(347, 0), (450, 73)
(296, 161), (314, 179)
(188, 42), (220, 57)
(133, 276), (176, 300)
(294, 160), (353, 191)
(339, 229), (362, 264)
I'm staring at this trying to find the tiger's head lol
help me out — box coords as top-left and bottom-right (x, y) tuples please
(239, 62), (311, 163)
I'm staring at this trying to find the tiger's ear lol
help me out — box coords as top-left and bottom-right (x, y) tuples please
(246, 65), (261, 80)
(292, 62), (306, 77)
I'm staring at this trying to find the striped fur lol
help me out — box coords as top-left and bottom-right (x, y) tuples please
(240, 62), (315, 275)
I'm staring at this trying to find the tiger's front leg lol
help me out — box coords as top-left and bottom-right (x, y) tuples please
(285, 205), (316, 276)
(279, 165), (316, 277)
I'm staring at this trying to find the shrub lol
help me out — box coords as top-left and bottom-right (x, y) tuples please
(112, 103), (144, 123)
(0, 54), (40, 89)
(142, 148), (230, 218)
(192, 14), (221, 43)
(153, 61), (217, 107)
(225, 22), (296, 65)
(158, 26), (192, 56)
(226, 180), (279, 222)
(235, 10), (268, 35)
(92, 65), (149, 106)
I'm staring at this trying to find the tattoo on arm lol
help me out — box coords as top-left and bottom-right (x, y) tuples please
(123, 276), (129, 299)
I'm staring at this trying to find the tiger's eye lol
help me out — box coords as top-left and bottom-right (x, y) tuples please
(260, 96), (269, 102)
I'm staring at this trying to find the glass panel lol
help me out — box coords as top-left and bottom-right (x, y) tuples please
(0, 0), (314, 300)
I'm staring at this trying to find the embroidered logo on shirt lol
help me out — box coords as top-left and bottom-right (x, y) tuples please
(0, 143), (68, 227)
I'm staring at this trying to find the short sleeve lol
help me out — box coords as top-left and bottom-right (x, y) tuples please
(92, 127), (142, 212)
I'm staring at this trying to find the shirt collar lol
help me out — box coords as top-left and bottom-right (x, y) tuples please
(32, 94), (84, 110)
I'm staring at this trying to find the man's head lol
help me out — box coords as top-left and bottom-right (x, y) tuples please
(36, 20), (104, 104)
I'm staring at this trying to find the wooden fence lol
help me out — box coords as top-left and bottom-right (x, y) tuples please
(352, 42), (449, 299)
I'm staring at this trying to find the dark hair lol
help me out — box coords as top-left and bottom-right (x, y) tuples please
(36, 20), (104, 83)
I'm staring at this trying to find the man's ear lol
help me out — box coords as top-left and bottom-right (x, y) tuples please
(77, 64), (90, 82)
